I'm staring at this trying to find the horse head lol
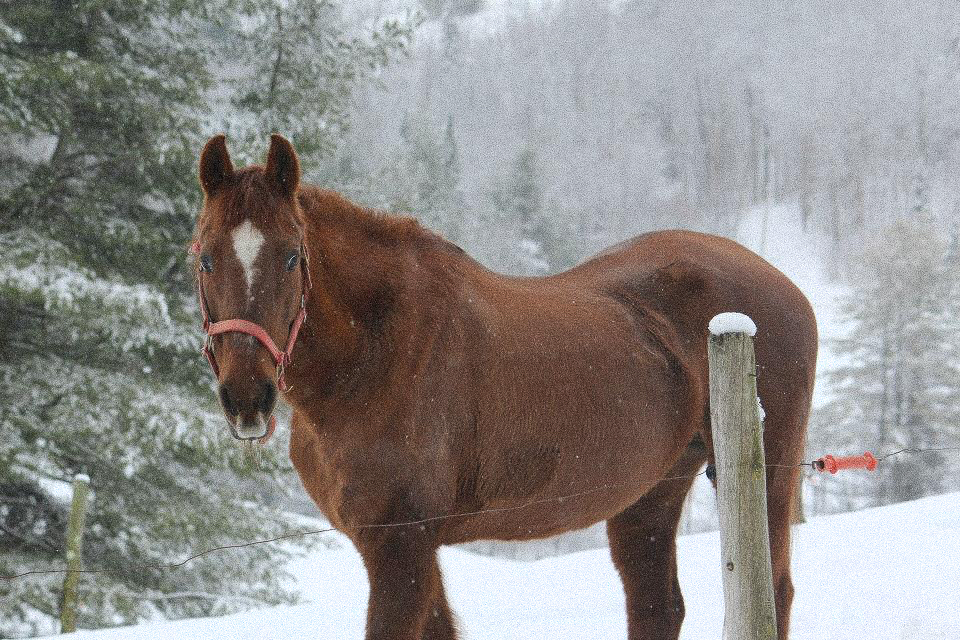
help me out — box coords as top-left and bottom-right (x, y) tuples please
(192, 134), (311, 441)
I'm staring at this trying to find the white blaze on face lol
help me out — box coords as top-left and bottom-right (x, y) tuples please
(231, 220), (265, 299)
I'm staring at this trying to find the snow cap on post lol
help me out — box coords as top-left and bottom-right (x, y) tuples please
(709, 312), (757, 337)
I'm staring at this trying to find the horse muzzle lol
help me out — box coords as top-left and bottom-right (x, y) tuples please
(230, 413), (272, 441)
(218, 380), (278, 442)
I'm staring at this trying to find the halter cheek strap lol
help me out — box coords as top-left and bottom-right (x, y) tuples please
(192, 240), (312, 443)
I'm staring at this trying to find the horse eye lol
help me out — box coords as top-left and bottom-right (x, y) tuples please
(199, 254), (213, 273)
(285, 251), (300, 272)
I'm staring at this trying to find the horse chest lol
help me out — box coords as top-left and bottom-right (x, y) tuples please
(289, 411), (452, 534)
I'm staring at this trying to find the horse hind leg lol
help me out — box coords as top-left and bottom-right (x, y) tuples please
(760, 409), (808, 640)
(706, 457), (798, 639)
(606, 443), (705, 640)
(765, 462), (799, 640)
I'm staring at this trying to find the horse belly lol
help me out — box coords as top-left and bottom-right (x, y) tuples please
(450, 339), (697, 543)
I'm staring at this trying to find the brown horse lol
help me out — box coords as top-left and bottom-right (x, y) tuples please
(192, 134), (817, 640)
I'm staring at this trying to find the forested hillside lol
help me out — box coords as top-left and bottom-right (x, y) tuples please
(339, 0), (960, 274)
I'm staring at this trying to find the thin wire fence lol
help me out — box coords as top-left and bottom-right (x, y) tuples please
(3, 444), (960, 582)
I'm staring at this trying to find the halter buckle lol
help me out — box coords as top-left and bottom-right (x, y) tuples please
(275, 358), (288, 392)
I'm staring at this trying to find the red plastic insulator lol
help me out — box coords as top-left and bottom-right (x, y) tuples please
(815, 452), (877, 474)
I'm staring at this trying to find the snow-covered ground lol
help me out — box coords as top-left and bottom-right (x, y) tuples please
(50, 491), (960, 639)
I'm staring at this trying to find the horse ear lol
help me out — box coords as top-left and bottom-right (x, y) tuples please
(199, 134), (234, 196)
(265, 133), (300, 196)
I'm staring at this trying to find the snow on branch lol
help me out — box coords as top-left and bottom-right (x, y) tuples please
(0, 229), (189, 350)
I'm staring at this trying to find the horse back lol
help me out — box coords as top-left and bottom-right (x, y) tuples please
(569, 229), (818, 388)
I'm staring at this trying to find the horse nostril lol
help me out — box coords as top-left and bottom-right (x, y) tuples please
(258, 381), (277, 415)
(218, 385), (238, 417)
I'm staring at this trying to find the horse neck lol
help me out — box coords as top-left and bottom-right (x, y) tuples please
(291, 191), (434, 397)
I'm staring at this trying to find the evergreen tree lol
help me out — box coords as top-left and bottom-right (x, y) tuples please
(224, 0), (413, 167)
(814, 219), (960, 509)
(418, 0), (486, 21)
(0, 2), (296, 636)
(0, 0), (406, 635)
(490, 147), (576, 275)
(378, 113), (466, 242)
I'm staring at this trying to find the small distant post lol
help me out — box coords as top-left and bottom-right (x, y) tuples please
(61, 474), (91, 634)
(707, 313), (778, 640)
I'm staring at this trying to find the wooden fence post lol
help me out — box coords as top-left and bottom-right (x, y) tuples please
(61, 473), (91, 634)
(708, 313), (778, 640)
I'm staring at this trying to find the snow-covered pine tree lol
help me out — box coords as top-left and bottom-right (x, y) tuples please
(373, 113), (467, 243)
(813, 218), (960, 511)
(0, 2), (304, 635)
(418, 0), (485, 20)
(489, 147), (576, 275)
(0, 1), (409, 635)
(222, 0), (412, 165)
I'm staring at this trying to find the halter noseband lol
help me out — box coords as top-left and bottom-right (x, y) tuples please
(191, 239), (313, 443)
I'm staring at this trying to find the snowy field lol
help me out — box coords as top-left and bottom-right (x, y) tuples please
(50, 491), (960, 640)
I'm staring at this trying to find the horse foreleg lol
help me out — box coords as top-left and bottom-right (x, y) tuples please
(607, 450), (702, 640)
(359, 532), (451, 640)
(421, 561), (458, 640)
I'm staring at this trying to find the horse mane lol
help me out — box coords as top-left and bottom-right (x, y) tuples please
(298, 185), (465, 258)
